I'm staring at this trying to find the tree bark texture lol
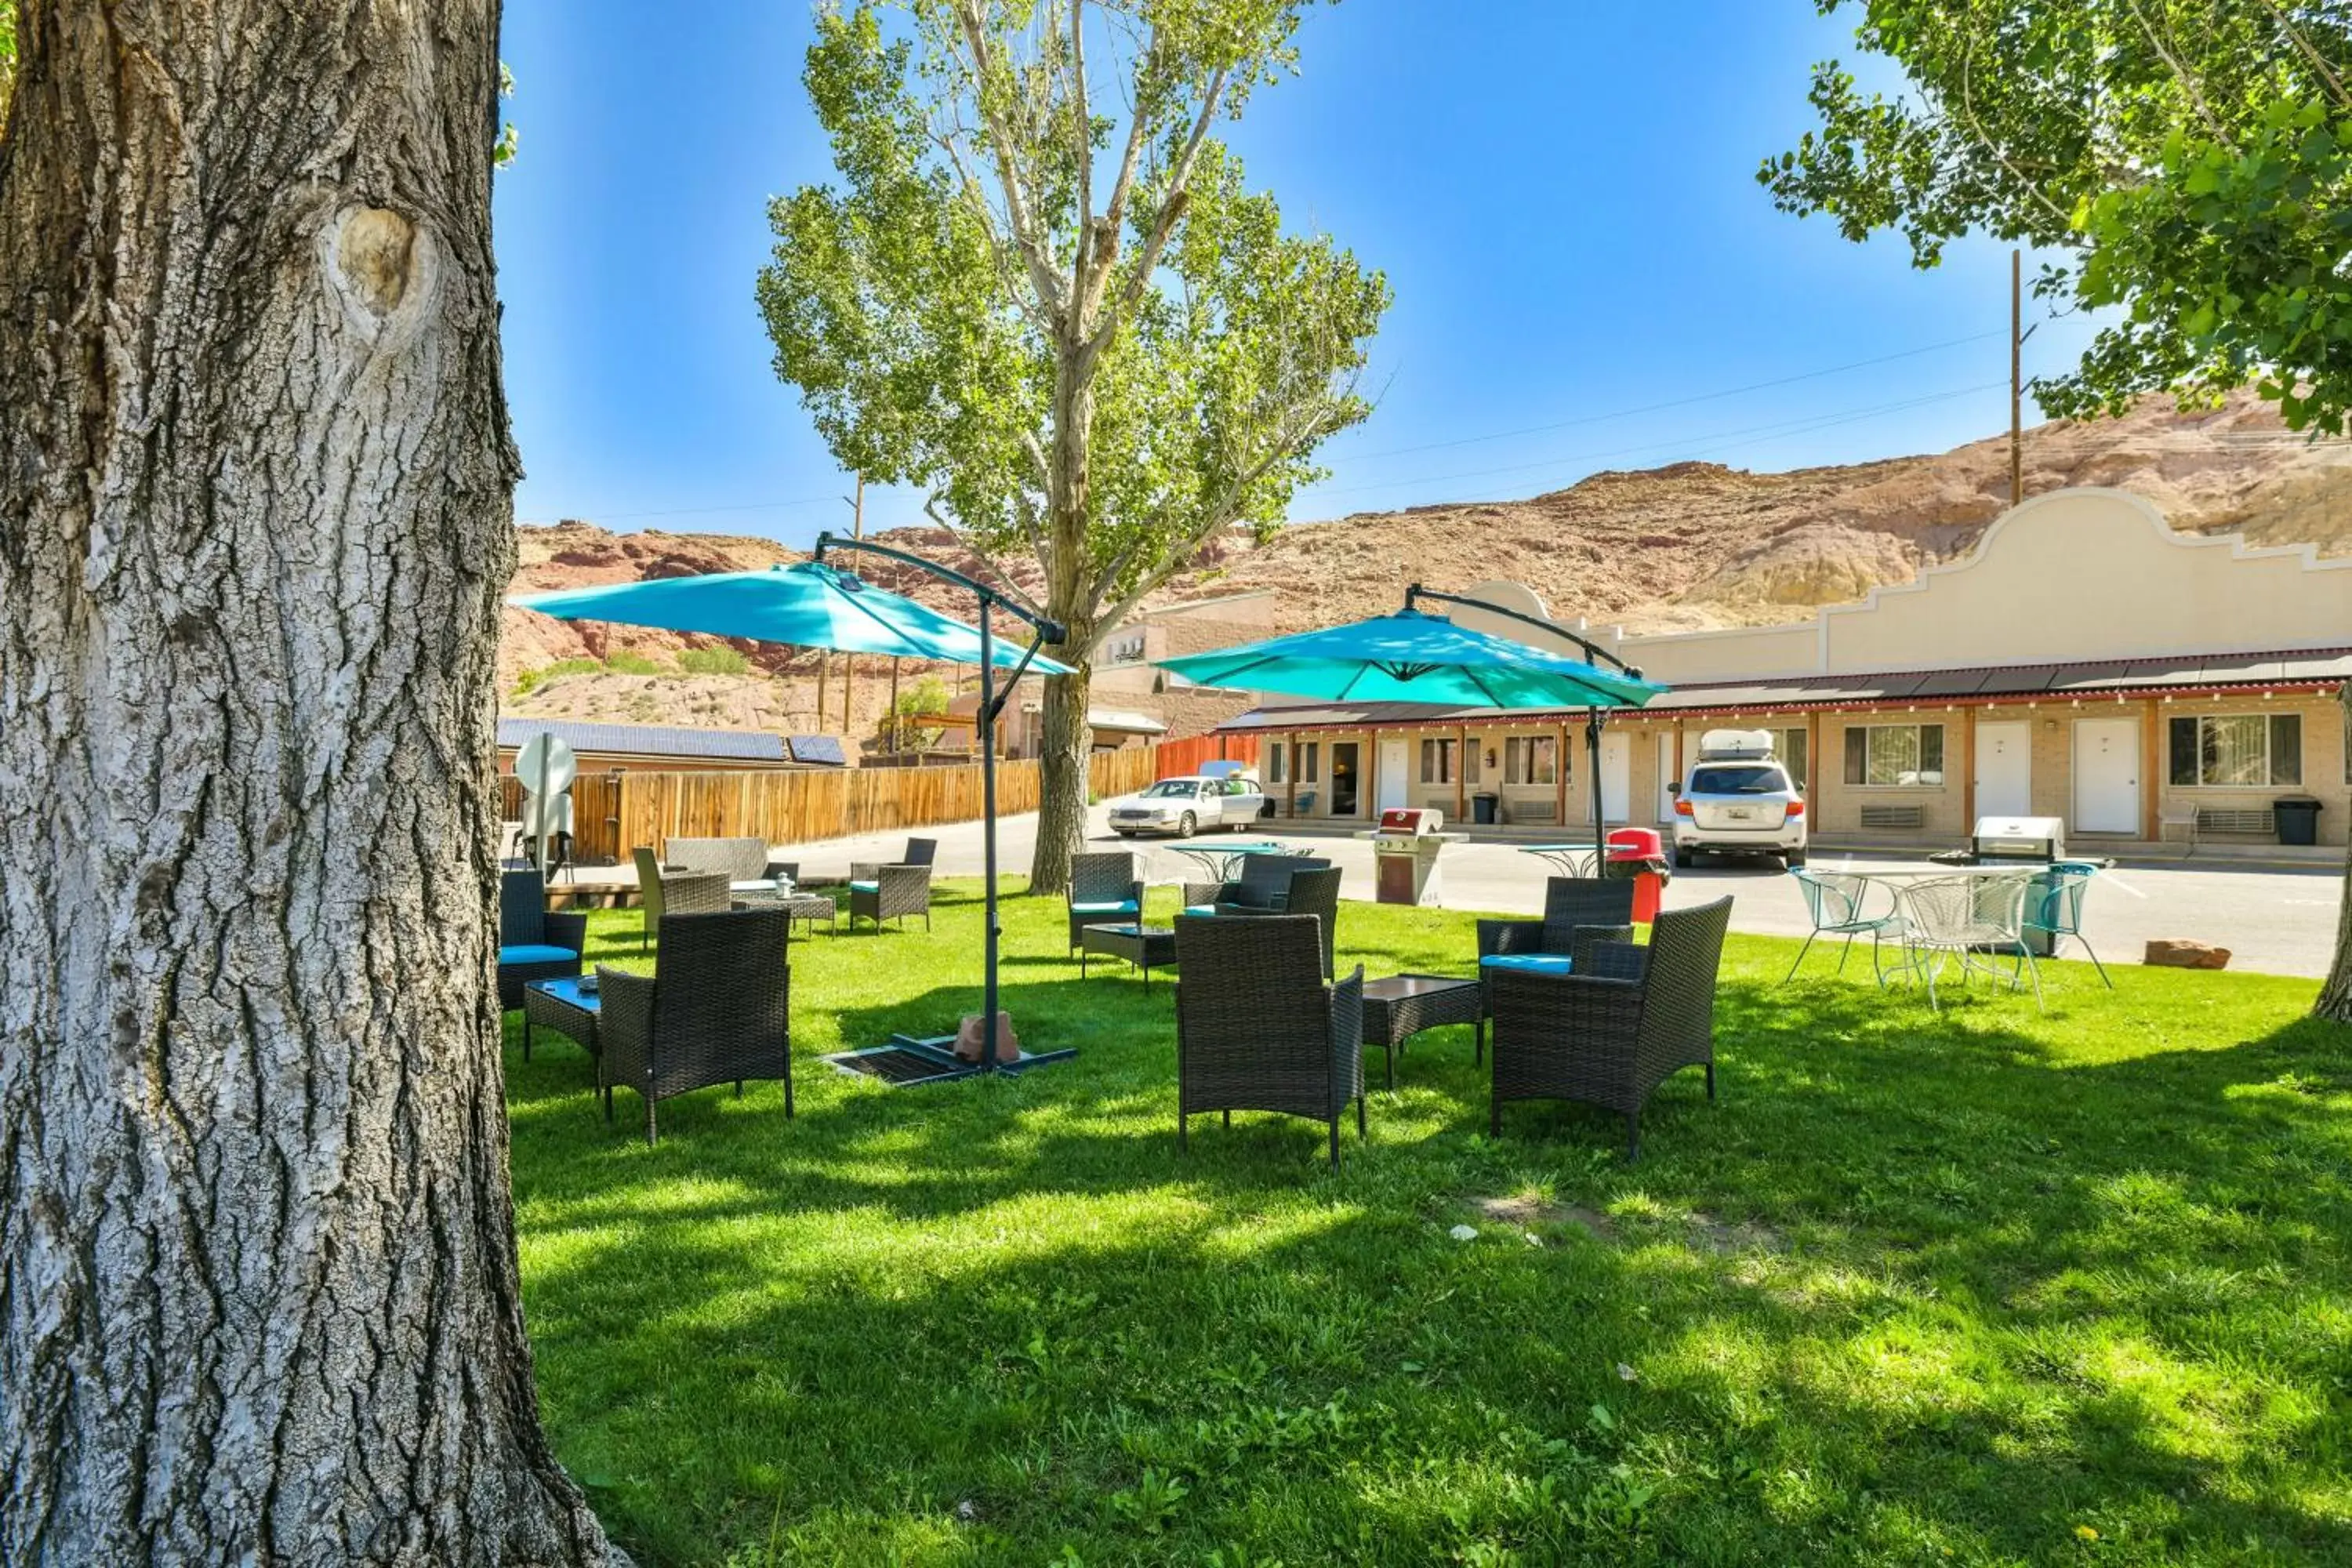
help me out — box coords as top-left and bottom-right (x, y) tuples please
(1029, 354), (1096, 895)
(0, 5), (617, 1563)
(2318, 681), (2352, 1025)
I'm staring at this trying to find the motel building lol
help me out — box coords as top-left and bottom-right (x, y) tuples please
(1220, 488), (2352, 855)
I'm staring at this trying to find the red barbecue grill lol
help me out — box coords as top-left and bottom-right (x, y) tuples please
(1356, 808), (1468, 906)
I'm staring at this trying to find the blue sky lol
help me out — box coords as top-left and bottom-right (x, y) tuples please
(495, 1), (2096, 545)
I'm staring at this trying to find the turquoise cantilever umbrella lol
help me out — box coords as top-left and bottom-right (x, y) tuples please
(1156, 586), (1668, 866)
(512, 538), (1074, 1083)
(510, 560), (1072, 675)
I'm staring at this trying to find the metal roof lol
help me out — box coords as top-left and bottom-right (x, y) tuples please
(495, 718), (791, 762)
(1214, 646), (2352, 731)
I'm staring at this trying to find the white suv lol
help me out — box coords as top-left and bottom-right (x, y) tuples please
(1671, 730), (1807, 869)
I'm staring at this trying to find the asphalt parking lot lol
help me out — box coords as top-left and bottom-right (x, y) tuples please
(782, 808), (2343, 980)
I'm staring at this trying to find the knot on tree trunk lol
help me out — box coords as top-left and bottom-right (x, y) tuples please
(333, 207), (419, 315)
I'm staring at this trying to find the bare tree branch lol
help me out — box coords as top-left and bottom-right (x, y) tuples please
(1087, 66), (1232, 360)
(924, 492), (1048, 618)
(948, 0), (1069, 322)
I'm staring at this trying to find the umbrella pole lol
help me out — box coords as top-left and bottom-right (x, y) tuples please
(978, 602), (1000, 1074)
(1587, 709), (1605, 872)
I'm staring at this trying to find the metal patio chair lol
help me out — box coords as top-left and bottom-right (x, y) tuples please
(1786, 869), (1909, 985)
(1896, 876), (2042, 1013)
(2024, 866), (2112, 989)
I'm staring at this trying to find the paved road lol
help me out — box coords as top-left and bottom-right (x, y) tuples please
(777, 808), (2343, 979)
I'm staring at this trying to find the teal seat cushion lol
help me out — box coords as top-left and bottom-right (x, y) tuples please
(849, 880), (880, 893)
(499, 943), (576, 967)
(1479, 953), (1573, 976)
(1071, 899), (1141, 916)
(1181, 904), (1218, 917)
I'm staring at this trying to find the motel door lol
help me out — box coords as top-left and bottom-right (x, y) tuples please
(1974, 721), (2031, 818)
(1377, 738), (1409, 813)
(1655, 731), (1679, 822)
(1600, 731), (1632, 826)
(2072, 717), (2141, 835)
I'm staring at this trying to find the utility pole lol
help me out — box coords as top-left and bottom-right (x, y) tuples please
(2010, 247), (2024, 509)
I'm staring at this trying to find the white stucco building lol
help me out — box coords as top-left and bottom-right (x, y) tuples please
(1222, 488), (2352, 850)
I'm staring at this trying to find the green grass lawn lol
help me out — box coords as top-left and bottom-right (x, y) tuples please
(507, 881), (2352, 1566)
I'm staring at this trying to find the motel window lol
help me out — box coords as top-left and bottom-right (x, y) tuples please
(1503, 735), (1559, 785)
(1420, 738), (1458, 785)
(1842, 723), (1945, 787)
(1773, 727), (1809, 791)
(1298, 742), (1320, 784)
(1102, 632), (1147, 666)
(2169, 713), (2300, 787)
(1268, 744), (1286, 785)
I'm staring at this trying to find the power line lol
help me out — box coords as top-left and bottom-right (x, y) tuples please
(1340, 331), (2006, 463)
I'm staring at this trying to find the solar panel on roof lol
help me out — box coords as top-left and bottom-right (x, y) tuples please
(788, 734), (848, 766)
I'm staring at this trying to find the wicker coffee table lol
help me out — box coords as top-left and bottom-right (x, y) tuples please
(521, 975), (601, 1065)
(1360, 974), (1483, 1089)
(1080, 923), (1178, 992)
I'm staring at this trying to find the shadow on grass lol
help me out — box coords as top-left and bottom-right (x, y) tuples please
(503, 902), (2352, 1565)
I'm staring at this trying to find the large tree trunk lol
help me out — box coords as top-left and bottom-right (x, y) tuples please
(2319, 681), (2352, 1025)
(0, 5), (618, 1563)
(1029, 350), (1096, 895)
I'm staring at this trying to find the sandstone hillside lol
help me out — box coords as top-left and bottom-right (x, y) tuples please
(503, 390), (2352, 737)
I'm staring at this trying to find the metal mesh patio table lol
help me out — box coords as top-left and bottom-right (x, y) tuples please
(1359, 974), (1484, 1089)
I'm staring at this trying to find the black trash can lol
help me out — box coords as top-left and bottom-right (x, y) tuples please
(1471, 792), (1500, 826)
(2275, 797), (2324, 846)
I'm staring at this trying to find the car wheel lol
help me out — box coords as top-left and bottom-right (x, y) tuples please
(1175, 812), (1197, 838)
(1784, 848), (1806, 869)
(1114, 829), (1135, 838)
(1673, 847), (1693, 869)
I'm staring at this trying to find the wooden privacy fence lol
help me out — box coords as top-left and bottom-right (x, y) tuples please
(1153, 731), (1259, 780)
(535, 744), (1164, 862)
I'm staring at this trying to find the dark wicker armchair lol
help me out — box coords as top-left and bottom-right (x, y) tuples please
(594, 908), (793, 1145)
(1172, 914), (1367, 1167)
(633, 846), (731, 952)
(1181, 853), (1329, 913)
(1067, 851), (1145, 951)
(1486, 896), (1733, 1160)
(497, 868), (586, 1011)
(1476, 877), (1638, 1011)
(848, 862), (933, 932)
(1215, 865), (1341, 980)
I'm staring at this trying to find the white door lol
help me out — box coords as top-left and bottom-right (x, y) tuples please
(2072, 717), (2141, 834)
(1655, 731), (1679, 821)
(1377, 737), (1409, 813)
(1974, 721), (2031, 819)
(1600, 731), (1632, 826)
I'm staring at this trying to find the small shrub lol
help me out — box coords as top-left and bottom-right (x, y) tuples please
(680, 646), (751, 676)
(511, 656), (602, 698)
(604, 650), (670, 676)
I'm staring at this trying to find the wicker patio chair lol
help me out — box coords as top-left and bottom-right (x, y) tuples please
(1215, 866), (1341, 980)
(496, 868), (586, 1012)
(2025, 867), (2111, 988)
(1172, 913), (1367, 1168)
(1786, 869), (1909, 985)
(633, 847), (731, 952)
(1181, 853), (1329, 913)
(594, 908), (793, 1145)
(1067, 851), (1145, 952)
(1487, 896), (1733, 1160)
(848, 862), (933, 932)
(1475, 877), (1637, 1015)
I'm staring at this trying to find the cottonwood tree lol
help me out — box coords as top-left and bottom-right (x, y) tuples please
(1, 3), (620, 1562)
(1762, 0), (2352, 1023)
(759, 0), (1388, 892)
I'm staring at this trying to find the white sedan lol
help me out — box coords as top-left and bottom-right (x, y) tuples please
(1107, 775), (1269, 837)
